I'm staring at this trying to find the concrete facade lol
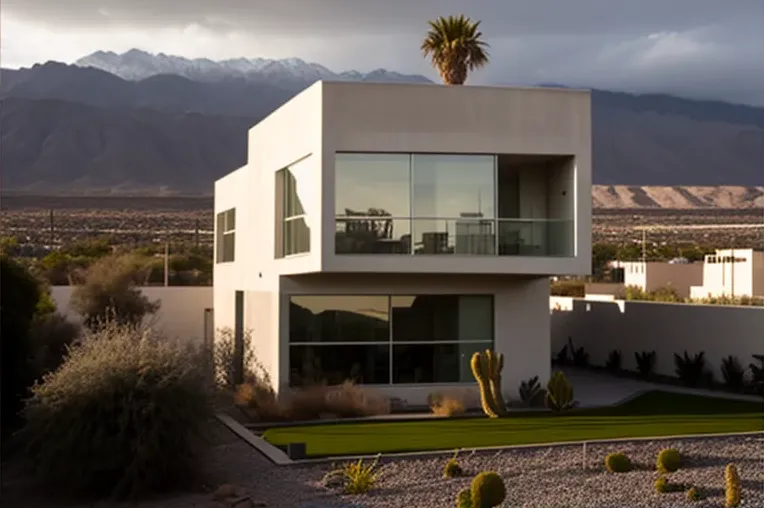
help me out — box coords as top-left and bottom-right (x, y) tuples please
(214, 81), (592, 404)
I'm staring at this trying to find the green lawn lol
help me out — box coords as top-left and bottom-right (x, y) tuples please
(263, 391), (764, 457)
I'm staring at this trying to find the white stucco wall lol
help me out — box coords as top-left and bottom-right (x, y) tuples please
(50, 286), (213, 343)
(550, 296), (764, 379)
(691, 249), (764, 298)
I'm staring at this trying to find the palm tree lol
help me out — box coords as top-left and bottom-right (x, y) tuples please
(421, 15), (490, 85)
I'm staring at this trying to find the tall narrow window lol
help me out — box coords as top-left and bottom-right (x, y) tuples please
(276, 156), (312, 258)
(216, 208), (236, 263)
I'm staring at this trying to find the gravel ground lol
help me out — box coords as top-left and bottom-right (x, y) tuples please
(3, 426), (762, 508)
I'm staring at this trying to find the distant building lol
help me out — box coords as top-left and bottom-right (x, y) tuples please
(690, 249), (764, 299)
(602, 260), (703, 299)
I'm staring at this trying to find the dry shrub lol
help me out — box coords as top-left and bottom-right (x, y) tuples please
(285, 381), (390, 421)
(429, 392), (467, 417)
(233, 374), (284, 422)
(212, 327), (259, 390)
(70, 254), (159, 329)
(18, 321), (212, 500)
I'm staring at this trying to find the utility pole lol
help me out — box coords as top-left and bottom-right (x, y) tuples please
(49, 208), (54, 250)
(164, 241), (169, 287)
(641, 228), (647, 264)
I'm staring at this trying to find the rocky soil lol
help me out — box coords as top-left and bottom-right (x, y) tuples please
(3, 425), (762, 508)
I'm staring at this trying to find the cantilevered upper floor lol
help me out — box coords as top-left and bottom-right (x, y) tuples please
(214, 80), (592, 279)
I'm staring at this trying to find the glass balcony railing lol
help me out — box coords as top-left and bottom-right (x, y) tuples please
(335, 217), (574, 257)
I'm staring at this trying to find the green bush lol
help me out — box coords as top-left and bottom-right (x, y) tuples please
(545, 370), (575, 412)
(18, 321), (213, 499)
(605, 452), (632, 473)
(687, 486), (702, 501)
(656, 448), (682, 473)
(471, 471), (506, 508)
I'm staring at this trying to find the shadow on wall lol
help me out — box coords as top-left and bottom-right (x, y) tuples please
(550, 297), (764, 379)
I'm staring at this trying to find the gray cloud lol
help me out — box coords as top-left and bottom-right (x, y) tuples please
(3, 0), (764, 104)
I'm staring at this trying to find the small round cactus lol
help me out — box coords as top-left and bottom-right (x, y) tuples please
(657, 448), (682, 473)
(654, 476), (669, 493)
(605, 452), (633, 473)
(687, 486), (702, 501)
(471, 471), (506, 508)
(456, 488), (472, 508)
(444, 458), (464, 478)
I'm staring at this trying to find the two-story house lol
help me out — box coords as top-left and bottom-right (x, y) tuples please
(213, 81), (592, 404)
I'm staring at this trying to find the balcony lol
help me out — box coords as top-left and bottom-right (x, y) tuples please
(333, 153), (576, 259)
(335, 217), (573, 257)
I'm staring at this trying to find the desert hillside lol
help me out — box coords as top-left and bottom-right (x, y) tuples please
(592, 185), (764, 209)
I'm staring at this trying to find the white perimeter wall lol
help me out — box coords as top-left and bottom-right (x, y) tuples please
(551, 297), (764, 379)
(51, 286), (213, 344)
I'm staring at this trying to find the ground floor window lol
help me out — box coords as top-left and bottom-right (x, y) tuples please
(288, 294), (493, 386)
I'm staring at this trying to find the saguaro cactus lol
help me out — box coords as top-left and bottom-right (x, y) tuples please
(725, 463), (741, 507)
(471, 350), (507, 417)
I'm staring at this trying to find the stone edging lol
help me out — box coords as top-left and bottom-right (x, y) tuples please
(216, 413), (293, 465)
(289, 430), (764, 466)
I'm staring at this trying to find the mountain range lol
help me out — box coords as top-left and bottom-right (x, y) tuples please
(1, 49), (763, 205)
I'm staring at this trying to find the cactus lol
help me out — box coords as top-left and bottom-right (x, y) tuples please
(471, 471), (506, 508)
(725, 463), (741, 507)
(605, 452), (633, 473)
(687, 486), (702, 501)
(545, 371), (575, 412)
(470, 350), (506, 417)
(656, 448), (682, 473)
(456, 488), (472, 508)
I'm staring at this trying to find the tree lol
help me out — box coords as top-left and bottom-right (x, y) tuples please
(70, 254), (159, 329)
(421, 15), (489, 85)
(1, 256), (45, 435)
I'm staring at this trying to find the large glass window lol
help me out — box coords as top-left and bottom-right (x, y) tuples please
(288, 294), (494, 386)
(276, 156), (312, 257)
(333, 152), (575, 257)
(335, 154), (411, 254)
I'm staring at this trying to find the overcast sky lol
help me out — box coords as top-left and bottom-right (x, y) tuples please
(2, 0), (763, 105)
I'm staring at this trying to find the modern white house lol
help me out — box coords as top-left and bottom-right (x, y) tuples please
(690, 248), (764, 299)
(213, 81), (592, 405)
(599, 260), (704, 298)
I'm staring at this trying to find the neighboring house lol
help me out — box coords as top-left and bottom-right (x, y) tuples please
(213, 81), (592, 405)
(690, 249), (764, 299)
(601, 260), (703, 298)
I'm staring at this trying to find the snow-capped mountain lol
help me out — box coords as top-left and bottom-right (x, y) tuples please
(75, 49), (431, 85)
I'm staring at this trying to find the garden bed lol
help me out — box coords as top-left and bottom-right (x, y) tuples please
(262, 391), (763, 458)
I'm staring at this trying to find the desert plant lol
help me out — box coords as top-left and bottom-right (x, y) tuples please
(749, 354), (764, 396)
(606, 349), (622, 372)
(430, 392), (467, 417)
(687, 486), (702, 501)
(70, 253), (159, 329)
(674, 351), (707, 387)
(554, 342), (569, 366)
(721, 356), (746, 392)
(471, 350), (506, 417)
(456, 488), (472, 508)
(656, 448), (682, 473)
(285, 381), (390, 421)
(444, 450), (464, 478)
(421, 15), (489, 85)
(545, 370), (576, 412)
(655, 476), (684, 493)
(27, 312), (81, 381)
(18, 321), (212, 499)
(725, 463), (741, 507)
(325, 454), (381, 495)
(605, 452), (632, 473)
(213, 327), (259, 390)
(567, 337), (589, 367)
(471, 471), (506, 508)
(635, 350), (656, 379)
(233, 375), (283, 422)
(519, 375), (544, 407)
